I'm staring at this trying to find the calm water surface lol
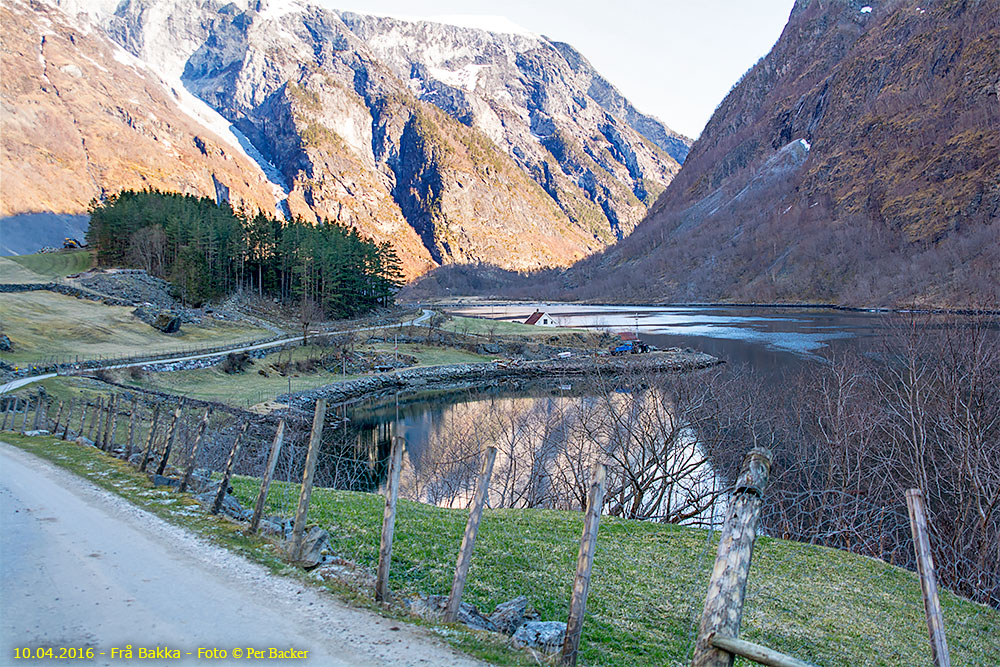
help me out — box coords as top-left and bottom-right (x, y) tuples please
(329, 305), (892, 498)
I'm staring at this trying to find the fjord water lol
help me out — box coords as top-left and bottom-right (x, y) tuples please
(331, 304), (887, 504)
(448, 303), (888, 368)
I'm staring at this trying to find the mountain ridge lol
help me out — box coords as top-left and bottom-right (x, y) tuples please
(2, 0), (692, 278)
(553, 0), (1000, 307)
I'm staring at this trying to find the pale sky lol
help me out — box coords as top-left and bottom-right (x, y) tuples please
(316, 0), (796, 138)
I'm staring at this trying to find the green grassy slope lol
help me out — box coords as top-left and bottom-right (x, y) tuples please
(0, 250), (93, 282)
(229, 479), (999, 667)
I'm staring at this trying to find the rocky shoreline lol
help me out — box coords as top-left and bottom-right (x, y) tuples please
(283, 349), (721, 408)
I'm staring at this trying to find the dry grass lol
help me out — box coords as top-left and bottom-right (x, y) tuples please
(0, 290), (269, 365)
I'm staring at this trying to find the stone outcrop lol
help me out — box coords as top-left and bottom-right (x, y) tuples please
(288, 349), (720, 406)
(512, 621), (568, 651)
(151, 312), (181, 334)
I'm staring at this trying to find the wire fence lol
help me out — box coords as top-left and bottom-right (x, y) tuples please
(2, 386), (997, 667)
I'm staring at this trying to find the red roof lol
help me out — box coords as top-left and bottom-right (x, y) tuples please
(524, 310), (544, 325)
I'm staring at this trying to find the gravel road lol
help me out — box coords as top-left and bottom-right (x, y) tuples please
(0, 442), (482, 666)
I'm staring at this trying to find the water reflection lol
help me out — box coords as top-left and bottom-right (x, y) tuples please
(314, 380), (725, 526)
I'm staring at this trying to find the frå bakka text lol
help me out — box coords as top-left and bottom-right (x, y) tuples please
(103, 646), (308, 660)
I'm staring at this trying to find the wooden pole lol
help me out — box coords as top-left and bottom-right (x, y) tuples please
(710, 636), (816, 667)
(52, 401), (66, 434)
(906, 488), (951, 667)
(445, 446), (497, 621)
(31, 391), (43, 431)
(212, 421), (249, 514)
(89, 396), (102, 441)
(561, 462), (607, 667)
(126, 397), (138, 456)
(61, 399), (76, 440)
(179, 409), (211, 493)
(77, 400), (89, 439)
(692, 447), (772, 667)
(156, 406), (182, 476)
(290, 400), (327, 560)
(375, 435), (405, 603)
(104, 393), (119, 451)
(20, 397), (31, 435)
(1, 399), (11, 431)
(138, 405), (160, 472)
(249, 420), (285, 532)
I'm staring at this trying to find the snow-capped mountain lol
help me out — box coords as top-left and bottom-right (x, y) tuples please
(2, 0), (691, 277)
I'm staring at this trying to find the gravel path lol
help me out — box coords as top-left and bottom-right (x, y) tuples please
(0, 442), (482, 666)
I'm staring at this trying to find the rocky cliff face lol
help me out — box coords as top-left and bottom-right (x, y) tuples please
(1, 0), (280, 222)
(565, 0), (999, 307)
(3, 0), (691, 278)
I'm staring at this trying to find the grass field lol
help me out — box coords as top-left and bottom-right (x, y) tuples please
(0, 291), (270, 365)
(0, 250), (93, 283)
(227, 478), (1000, 667)
(117, 341), (497, 407)
(2, 433), (997, 666)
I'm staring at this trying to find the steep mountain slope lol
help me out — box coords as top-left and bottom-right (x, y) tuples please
(565, 0), (999, 307)
(0, 0), (280, 221)
(3, 0), (691, 279)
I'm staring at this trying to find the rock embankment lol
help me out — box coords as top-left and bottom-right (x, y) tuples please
(286, 349), (720, 407)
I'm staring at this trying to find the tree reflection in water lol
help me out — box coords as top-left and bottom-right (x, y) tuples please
(311, 370), (729, 526)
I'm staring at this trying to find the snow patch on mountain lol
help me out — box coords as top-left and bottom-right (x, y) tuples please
(426, 64), (489, 92)
(110, 40), (290, 217)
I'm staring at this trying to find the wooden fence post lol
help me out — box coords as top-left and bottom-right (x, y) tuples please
(212, 421), (249, 514)
(20, 397), (31, 435)
(375, 435), (405, 603)
(77, 400), (89, 440)
(445, 446), (497, 621)
(249, 420), (285, 532)
(31, 391), (43, 431)
(179, 409), (211, 493)
(126, 397), (138, 456)
(156, 406), (183, 476)
(561, 462), (607, 667)
(906, 488), (951, 667)
(290, 400), (327, 560)
(60, 399), (76, 440)
(104, 393), (119, 451)
(89, 396), (102, 441)
(110, 394), (122, 451)
(1, 399), (11, 431)
(138, 405), (161, 472)
(692, 446), (773, 667)
(51, 400), (65, 434)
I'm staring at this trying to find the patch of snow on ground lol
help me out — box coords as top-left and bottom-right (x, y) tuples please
(798, 138), (811, 151)
(860, 6), (872, 13)
(426, 64), (488, 92)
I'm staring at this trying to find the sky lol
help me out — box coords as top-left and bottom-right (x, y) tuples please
(316, 0), (796, 138)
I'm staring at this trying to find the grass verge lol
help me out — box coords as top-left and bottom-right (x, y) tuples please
(4, 432), (997, 666)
